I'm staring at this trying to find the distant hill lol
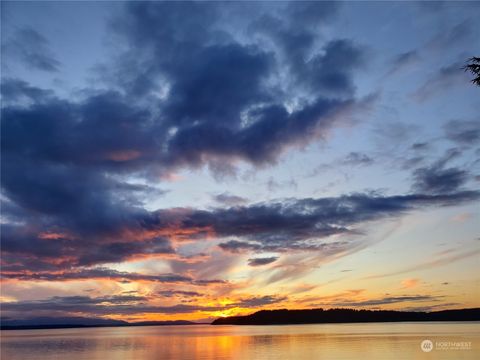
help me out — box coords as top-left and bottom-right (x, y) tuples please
(0, 317), (127, 330)
(1, 317), (199, 330)
(211, 308), (480, 325)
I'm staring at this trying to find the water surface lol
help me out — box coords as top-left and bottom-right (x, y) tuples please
(1, 322), (479, 359)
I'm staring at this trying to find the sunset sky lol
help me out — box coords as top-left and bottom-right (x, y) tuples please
(1, 1), (479, 322)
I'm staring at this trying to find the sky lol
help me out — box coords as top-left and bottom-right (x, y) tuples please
(1, 1), (479, 323)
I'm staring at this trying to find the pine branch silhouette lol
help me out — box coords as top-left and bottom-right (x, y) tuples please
(464, 57), (480, 86)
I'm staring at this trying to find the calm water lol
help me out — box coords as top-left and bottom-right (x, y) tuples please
(1, 322), (479, 359)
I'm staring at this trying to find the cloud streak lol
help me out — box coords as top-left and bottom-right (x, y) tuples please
(365, 249), (480, 279)
(0, 267), (226, 286)
(2, 27), (61, 72)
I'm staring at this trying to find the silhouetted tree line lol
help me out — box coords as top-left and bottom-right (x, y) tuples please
(211, 308), (480, 325)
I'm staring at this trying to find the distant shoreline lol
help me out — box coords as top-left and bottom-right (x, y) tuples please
(2, 308), (479, 330)
(1, 320), (208, 331)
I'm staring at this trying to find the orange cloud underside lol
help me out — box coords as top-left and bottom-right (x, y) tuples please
(104, 150), (142, 162)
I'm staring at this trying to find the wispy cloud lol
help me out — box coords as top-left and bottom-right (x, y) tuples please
(401, 278), (420, 289)
(2, 27), (61, 72)
(412, 61), (470, 102)
(365, 249), (480, 279)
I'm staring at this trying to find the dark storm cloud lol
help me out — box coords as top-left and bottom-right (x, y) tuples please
(162, 43), (273, 127)
(248, 257), (279, 267)
(107, 0), (370, 164)
(1, 0), (370, 190)
(252, 2), (361, 96)
(2, 188), (479, 274)
(1, 3), (367, 167)
(2, 27), (61, 72)
(304, 39), (365, 95)
(1, 91), (167, 256)
(1, 90), (158, 172)
(255, 15), (365, 96)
